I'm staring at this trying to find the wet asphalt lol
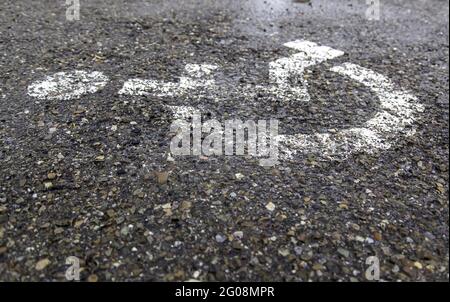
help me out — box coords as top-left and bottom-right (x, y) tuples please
(0, 0), (448, 281)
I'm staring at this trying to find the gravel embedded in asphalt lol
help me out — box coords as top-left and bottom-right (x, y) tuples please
(0, 0), (448, 281)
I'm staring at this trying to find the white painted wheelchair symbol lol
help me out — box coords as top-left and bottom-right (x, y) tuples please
(28, 40), (423, 160)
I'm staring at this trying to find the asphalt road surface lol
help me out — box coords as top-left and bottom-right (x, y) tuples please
(0, 0), (448, 281)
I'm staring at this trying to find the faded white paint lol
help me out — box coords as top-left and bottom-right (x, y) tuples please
(267, 40), (345, 102)
(118, 42), (345, 118)
(27, 40), (423, 162)
(166, 105), (201, 120)
(118, 64), (218, 97)
(279, 63), (423, 159)
(28, 70), (108, 100)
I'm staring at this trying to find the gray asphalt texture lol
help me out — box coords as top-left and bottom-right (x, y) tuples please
(0, 0), (448, 281)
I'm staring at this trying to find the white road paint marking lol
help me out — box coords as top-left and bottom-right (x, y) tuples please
(268, 40), (345, 102)
(27, 40), (423, 161)
(118, 41), (344, 118)
(184, 63), (218, 79)
(166, 105), (201, 120)
(279, 63), (423, 159)
(118, 64), (216, 118)
(331, 63), (424, 131)
(118, 64), (218, 97)
(28, 70), (109, 101)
